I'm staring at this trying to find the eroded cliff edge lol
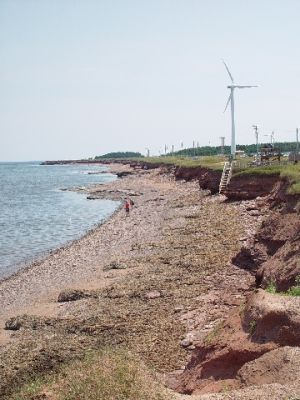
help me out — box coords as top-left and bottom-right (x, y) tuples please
(161, 164), (300, 397)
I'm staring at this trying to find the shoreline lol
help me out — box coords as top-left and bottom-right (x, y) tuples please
(0, 204), (122, 285)
(0, 163), (128, 284)
(0, 164), (133, 323)
(2, 164), (292, 399)
(0, 164), (178, 322)
(0, 165), (256, 323)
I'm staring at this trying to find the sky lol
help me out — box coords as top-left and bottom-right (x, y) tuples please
(1, 0), (300, 161)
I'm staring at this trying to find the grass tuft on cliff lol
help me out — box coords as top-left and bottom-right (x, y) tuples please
(265, 275), (300, 296)
(7, 348), (170, 400)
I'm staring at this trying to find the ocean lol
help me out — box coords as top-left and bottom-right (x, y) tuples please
(0, 162), (119, 279)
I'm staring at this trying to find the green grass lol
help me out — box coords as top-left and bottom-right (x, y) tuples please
(6, 348), (170, 400)
(132, 155), (226, 170)
(265, 281), (277, 294)
(265, 275), (300, 297)
(286, 286), (300, 296)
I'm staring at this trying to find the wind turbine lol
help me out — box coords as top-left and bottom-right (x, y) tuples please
(223, 61), (258, 157)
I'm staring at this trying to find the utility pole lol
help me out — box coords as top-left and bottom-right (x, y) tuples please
(271, 131), (275, 145)
(164, 144), (168, 156)
(180, 142), (184, 158)
(252, 125), (259, 158)
(264, 133), (274, 145)
(171, 145), (174, 156)
(220, 136), (225, 155)
(297, 127), (299, 154)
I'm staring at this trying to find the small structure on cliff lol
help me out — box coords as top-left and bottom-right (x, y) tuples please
(259, 143), (281, 164)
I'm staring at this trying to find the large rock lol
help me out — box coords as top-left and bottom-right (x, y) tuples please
(242, 289), (300, 346)
(232, 209), (300, 292)
(237, 346), (300, 386)
(57, 289), (97, 302)
(4, 316), (22, 331)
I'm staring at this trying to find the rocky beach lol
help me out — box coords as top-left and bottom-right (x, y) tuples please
(0, 163), (299, 400)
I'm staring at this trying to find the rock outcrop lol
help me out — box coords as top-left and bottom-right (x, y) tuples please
(242, 289), (300, 346)
(233, 207), (300, 292)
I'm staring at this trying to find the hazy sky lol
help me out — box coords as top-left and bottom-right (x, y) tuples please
(1, 0), (300, 161)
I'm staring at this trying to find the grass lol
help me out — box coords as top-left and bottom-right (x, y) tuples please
(265, 275), (300, 297)
(7, 348), (170, 400)
(131, 155), (226, 170)
(265, 281), (277, 294)
(248, 320), (257, 335)
(286, 286), (300, 296)
(203, 321), (224, 345)
(286, 274), (300, 296)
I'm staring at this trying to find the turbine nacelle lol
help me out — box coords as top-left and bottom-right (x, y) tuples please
(227, 85), (258, 89)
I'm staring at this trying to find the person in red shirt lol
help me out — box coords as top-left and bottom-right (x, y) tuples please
(124, 199), (130, 216)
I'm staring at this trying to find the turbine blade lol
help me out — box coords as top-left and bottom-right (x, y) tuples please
(222, 60), (234, 83)
(236, 85), (258, 89)
(223, 94), (231, 113)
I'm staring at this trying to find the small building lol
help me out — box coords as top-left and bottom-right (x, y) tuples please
(260, 143), (281, 163)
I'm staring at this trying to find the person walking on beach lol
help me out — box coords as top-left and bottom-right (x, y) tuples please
(124, 199), (130, 216)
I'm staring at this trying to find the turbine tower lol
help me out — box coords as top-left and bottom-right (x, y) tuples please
(223, 61), (258, 157)
(220, 136), (225, 155)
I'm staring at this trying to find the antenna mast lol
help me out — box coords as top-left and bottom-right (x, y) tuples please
(252, 125), (259, 158)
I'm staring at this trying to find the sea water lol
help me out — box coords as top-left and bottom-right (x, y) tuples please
(0, 162), (119, 279)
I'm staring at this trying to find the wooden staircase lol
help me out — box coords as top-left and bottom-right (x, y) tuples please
(219, 161), (233, 194)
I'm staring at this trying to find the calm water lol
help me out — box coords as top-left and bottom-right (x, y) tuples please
(0, 162), (119, 279)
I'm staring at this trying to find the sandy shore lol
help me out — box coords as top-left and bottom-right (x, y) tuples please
(0, 164), (270, 398)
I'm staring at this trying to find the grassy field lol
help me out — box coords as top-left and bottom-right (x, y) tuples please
(131, 155), (227, 170)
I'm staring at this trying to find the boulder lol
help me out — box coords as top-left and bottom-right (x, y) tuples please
(57, 289), (96, 302)
(238, 346), (300, 386)
(242, 289), (300, 346)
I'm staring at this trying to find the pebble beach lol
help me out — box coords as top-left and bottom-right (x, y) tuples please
(0, 163), (274, 399)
